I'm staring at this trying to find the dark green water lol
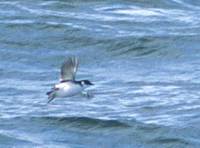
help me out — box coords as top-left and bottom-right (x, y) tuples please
(0, 0), (200, 147)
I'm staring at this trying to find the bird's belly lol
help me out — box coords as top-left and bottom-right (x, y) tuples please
(56, 85), (83, 97)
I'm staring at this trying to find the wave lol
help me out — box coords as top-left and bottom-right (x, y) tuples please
(148, 136), (189, 145)
(1, 116), (193, 147)
(172, 0), (200, 10)
(30, 116), (131, 129)
(0, 132), (36, 147)
(102, 36), (167, 57)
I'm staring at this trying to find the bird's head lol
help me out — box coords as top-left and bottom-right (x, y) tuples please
(80, 80), (94, 86)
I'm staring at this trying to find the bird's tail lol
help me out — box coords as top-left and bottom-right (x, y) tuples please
(46, 90), (56, 103)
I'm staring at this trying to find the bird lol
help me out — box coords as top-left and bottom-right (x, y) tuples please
(46, 57), (93, 103)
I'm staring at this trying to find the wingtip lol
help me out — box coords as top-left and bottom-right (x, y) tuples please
(47, 93), (56, 103)
(46, 91), (52, 95)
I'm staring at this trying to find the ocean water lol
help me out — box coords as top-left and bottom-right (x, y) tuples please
(0, 0), (200, 147)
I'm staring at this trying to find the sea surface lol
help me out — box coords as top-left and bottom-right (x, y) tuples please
(0, 0), (200, 147)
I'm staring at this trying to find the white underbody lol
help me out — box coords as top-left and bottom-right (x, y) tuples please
(54, 81), (84, 98)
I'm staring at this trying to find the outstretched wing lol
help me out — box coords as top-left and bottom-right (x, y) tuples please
(60, 57), (79, 81)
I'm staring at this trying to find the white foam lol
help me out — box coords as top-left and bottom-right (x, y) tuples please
(0, 20), (34, 24)
(113, 8), (161, 16)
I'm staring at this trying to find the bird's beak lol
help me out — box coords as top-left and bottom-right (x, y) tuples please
(89, 82), (94, 85)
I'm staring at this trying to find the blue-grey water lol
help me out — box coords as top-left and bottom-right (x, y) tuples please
(0, 0), (200, 147)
